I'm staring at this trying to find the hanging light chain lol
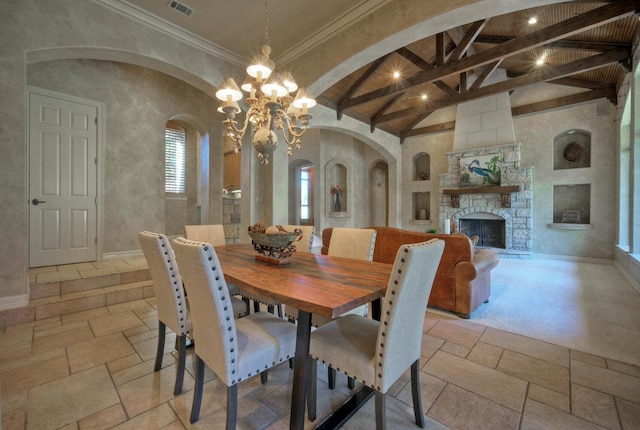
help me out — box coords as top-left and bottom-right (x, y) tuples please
(263, 0), (270, 48)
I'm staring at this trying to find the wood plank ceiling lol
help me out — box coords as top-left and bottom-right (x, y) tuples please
(318, 0), (639, 142)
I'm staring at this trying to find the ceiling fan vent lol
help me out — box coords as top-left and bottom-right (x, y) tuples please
(167, 0), (194, 17)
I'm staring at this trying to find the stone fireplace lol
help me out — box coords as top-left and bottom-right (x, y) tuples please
(439, 143), (533, 257)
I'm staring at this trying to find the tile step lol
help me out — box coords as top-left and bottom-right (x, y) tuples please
(0, 270), (154, 329)
(29, 268), (151, 300)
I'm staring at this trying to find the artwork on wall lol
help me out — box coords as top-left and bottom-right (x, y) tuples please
(459, 154), (502, 187)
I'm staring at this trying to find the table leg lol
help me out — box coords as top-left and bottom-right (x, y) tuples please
(290, 310), (312, 430)
(371, 298), (382, 321)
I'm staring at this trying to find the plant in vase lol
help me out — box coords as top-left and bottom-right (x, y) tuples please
(331, 185), (344, 212)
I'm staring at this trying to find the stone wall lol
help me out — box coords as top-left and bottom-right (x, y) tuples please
(439, 143), (533, 257)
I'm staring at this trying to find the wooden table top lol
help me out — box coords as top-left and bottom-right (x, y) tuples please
(214, 244), (392, 319)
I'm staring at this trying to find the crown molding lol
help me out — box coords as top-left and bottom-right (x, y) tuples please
(276, 0), (392, 66)
(93, 0), (391, 68)
(92, 0), (247, 67)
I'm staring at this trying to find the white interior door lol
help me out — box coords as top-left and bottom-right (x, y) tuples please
(29, 91), (98, 267)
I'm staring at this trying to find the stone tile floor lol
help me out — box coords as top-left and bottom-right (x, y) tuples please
(1, 260), (639, 429)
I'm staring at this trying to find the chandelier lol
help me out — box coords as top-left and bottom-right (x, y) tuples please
(215, 0), (316, 165)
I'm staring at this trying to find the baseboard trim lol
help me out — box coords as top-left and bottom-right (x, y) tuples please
(614, 261), (640, 295)
(0, 294), (29, 311)
(532, 253), (613, 265)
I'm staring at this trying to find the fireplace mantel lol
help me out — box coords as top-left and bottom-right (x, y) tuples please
(443, 185), (521, 208)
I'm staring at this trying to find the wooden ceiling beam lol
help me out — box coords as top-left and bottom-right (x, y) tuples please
(394, 47), (457, 96)
(370, 93), (405, 132)
(548, 77), (614, 90)
(375, 47), (629, 124)
(401, 88), (614, 140)
(403, 111), (435, 133)
(474, 35), (630, 52)
(341, 0), (637, 109)
(469, 60), (502, 90)
(436, 33), (445, 66)
(447, 20), (487, 62)
(336, 54), (391, 120)
(511, 87), (617, 116)
(401, 120), (456, 143)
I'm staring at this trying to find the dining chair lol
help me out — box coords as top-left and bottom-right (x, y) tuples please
(284, 225), (314, 253)
(285, 227), (376, 388)
(139, 231), (248, 396)
(171, 237), (297, 427)
(138, 231), (192, 396)
(309, 239), (445, 429)
(185, 224), (250, 315)
(184, 224), (227, 247)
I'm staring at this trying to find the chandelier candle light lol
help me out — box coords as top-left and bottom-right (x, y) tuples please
(215, 0), (316, 165)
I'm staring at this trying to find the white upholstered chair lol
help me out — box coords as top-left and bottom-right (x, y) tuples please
(309, 239), (445, 429)
(184, 224), (226, 247)
(306, 227), (376, 327)
(172, 237), (297, 427)
(327, 227), (377, 260)
(139, 231), (248, 396)
(285, 227), (376, 388)
(185, 224), (250, 314)
(138, 231), (192, 396)
(284, 224), (314, 253)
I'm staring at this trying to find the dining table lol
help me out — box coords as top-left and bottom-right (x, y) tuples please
(214, 244), (393, 430)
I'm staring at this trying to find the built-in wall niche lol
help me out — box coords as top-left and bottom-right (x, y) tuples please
(327, 161), (348, 215)
(554, 129), (591, 170)
(413, 153), (430, 181)
(412, 192), (430, 222)
(552, 184), (591, 227)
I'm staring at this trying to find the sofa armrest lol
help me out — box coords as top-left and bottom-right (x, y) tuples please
(454, 248), (499, 317)
(472, 249), (500, 273)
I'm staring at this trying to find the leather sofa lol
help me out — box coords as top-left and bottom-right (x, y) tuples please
(321, 226), (499, 318)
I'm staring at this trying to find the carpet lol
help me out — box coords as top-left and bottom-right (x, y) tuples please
(431, 257), (640, 366)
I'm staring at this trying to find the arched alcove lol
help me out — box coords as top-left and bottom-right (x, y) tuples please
(413, 152), (430, 181)
(370, 161), (389, 226)
(326, 160), (348, 215)
(554, 129), (591, 170)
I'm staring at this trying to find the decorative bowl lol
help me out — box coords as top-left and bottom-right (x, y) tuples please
(248, 231), (301, 262)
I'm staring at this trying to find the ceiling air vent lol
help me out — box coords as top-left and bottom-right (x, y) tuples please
(167, 0), (194, 17)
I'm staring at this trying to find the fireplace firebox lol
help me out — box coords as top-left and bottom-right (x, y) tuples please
(459, 219), (505, 248)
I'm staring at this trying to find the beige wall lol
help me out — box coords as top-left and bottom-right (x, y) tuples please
(28, 59), (218, 249)
(513, 96), (617, 260)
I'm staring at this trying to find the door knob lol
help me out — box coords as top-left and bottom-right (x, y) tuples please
(31, 198), (47, 205)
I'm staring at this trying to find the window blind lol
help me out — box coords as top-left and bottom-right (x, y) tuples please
(165, 127), (186, 194)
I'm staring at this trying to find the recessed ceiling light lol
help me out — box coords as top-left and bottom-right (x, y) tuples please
(421, 94), (428, 100)
(528, 17), (537, 25)
(393, 71), (400, 79)
(536, 57), (545, 66)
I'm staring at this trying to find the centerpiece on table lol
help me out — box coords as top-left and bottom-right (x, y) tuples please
(248, 222), (302, 265)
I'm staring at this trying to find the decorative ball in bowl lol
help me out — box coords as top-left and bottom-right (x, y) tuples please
(248, 224), (302, 263)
